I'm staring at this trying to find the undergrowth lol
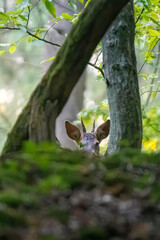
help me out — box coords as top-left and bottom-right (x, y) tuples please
(0, 142), (159, 240)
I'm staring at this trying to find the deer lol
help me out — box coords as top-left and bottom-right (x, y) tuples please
(65, 118), (110, 156)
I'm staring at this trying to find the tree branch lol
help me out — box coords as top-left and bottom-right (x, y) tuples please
(138, 38), (160, 74)
(0, 27), (21, 30)
(94, 49), (102, 65)
(135, 8), (144, 24)
(141, 90), (160, 96)
(0, 27), (61, 47)
(88, 62), (105, 79)
(26, 30), (61, 47)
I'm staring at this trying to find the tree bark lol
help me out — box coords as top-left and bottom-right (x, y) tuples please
(2, 0), (129, 154)
(102, 0), (142, 154)
(44, 1), (86, 150)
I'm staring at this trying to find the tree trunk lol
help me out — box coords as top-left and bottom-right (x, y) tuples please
(102, 0), (142, 154)
(2, 0), (129, 154)
(44, 1), (86, 150)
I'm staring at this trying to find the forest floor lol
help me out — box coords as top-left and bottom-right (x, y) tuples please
(0, 142), (160, 240)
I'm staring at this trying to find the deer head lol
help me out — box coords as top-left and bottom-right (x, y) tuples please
(65, 118), (110, 156)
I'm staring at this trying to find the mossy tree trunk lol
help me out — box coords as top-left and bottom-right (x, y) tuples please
(2, 0), (129, 154)
(102, 0), (142, 154)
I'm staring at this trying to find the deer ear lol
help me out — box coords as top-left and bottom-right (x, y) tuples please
(65, 121), (81, 142)
(96, 119), (110, 142)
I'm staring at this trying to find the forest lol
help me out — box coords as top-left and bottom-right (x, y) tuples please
(0, 0), (160, 239)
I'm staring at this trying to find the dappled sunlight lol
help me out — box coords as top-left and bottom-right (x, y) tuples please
(0, 105), (6, 114)
(0, 88), (14, 104)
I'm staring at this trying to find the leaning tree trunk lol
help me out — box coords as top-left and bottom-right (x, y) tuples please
(102, 0), (142, 154)
(2, 0), (129, 155)
(46, 1), (87, 150)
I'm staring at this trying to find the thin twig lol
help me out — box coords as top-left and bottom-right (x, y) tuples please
(144, 44), (160, 108)
(25, 0), (61, 46)
(26, 0), (40, 27)
(0, 0), (61, 47)
(0, 27), (21, 30)
(138, 38), (160, 74)
(0, 27), (61, 47)
(94, 49), (102, 65)
(151, 85), (160, 105)
(141, 90), (160, 96)
(26, 6), (31, 28)
(150, 125), (160, 134)
(135, 8), (144, 24)
(31, 0), (41, 11)
(26, 30), (61, 47)
(43, 22), (56, 40)
(88, 62), (105, 79)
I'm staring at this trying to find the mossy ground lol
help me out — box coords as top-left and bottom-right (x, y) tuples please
(0, 142), (160, 240)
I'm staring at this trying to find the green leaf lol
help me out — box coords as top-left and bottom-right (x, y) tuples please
(152, 92), (157, 99)
(67, 0), (77, 12)
(0, 50), (6, 56)
(149, 73), (158, 79)
(84, 0), (91, 8)
(43, 0), (56, 18)
(148, 29), (160, 37)
(148, 37), (157, 50)
(61, 13), (74, 21)
(0, 12), (10, 21)
(19, 36), (32, 43)
(150, 17), (160, 27)
(145, 51), (156, 63)
(7, 10), (22, 16)
(19, 15), (28, 21)
(9, 45), (17, 54)
(15, 0), (23, 3)
(40, 56), (55, 64)
(140, 73), (148, 80)
(96, 74), (104, 81)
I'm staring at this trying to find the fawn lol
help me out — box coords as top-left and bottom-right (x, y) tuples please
(65, 118), (110, 156)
